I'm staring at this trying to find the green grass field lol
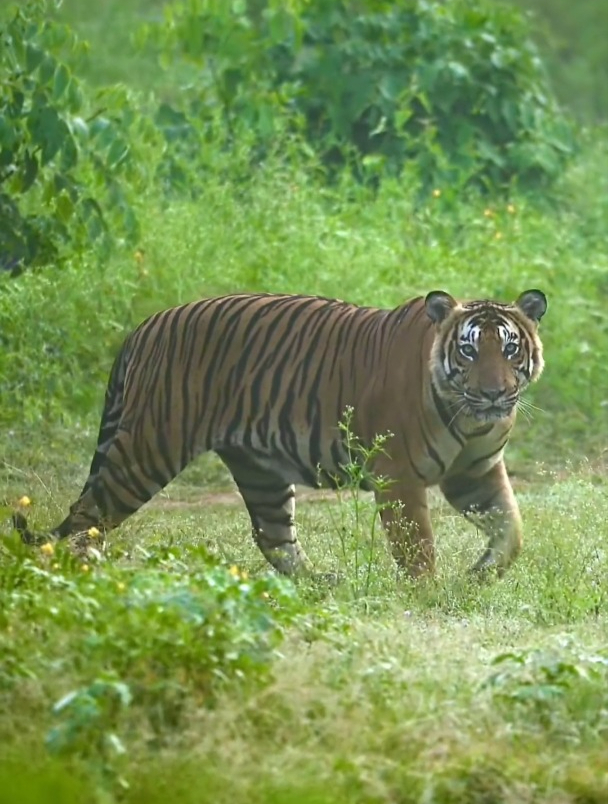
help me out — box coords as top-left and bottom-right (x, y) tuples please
(2, 467), (608, 803)
(1, 1), (607, 802)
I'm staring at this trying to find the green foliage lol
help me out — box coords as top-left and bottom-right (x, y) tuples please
(0, 542), (296, 698)
(511, 0), (608, 123)
(141, 0), (575, 193)
(482, 644), (608, 738)
(0, 0), (161, 270)
(0, 538), (297, 792)
(2, 471), (608, 802)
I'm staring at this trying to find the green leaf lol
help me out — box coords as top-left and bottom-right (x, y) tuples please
(55, 192), (74, 223)
(20, 150), (39, 192)
(27, 106), (69, 165)
(107, 138), (129, 169)
(60, 133), (78, 171)
(0, 114), (18, 151)
(52, 64), (70, 101)
(25, 44), (44, 74)
(38, 55), (57, 86)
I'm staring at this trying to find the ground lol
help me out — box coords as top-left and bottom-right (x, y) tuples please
(1, 437), (607, 803)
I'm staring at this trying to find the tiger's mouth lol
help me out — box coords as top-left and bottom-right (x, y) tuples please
(464, 399), (517, 422)
(458, 392), (517, 422)
(469, 404), (515, 422)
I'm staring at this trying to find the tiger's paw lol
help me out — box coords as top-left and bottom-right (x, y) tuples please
(310, 570), (344, 588)
(467, 561), (503, 584)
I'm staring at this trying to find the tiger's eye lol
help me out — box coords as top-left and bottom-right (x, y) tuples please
(459, 343), (477, 360)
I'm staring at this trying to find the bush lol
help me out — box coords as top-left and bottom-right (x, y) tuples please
(511, 0), (608, 123)
(0, 535), (298, 783)
(0, 0), (161, 271)
(142, 0), (575, 193)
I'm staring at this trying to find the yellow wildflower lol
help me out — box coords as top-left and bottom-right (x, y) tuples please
(483, 208), (494, 218)
(40, 542), (54, 556)
(116, 582), (126, 592)
(432, 188), (441, 198)
(507, 204), (516, 214)
(81, 564), (90, 573)
(228, 565), (240, 578)
(18, 495), (31, 507)
(87, 527), (101, 539)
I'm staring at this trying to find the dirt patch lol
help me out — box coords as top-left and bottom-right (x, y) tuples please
(150, 487), (341, 510)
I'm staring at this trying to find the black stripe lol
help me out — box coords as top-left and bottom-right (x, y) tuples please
(223, 387), (247, 444)
(431, 382), (464, 446)
(421, 427), (446, 474)
(308, 396), (322, 470)
(256, 406), (271, 447)
(464, 440), (509, 471)
(402, 439), (427, 482)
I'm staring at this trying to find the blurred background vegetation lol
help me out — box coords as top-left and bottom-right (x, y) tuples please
(0, 0), (606, 466)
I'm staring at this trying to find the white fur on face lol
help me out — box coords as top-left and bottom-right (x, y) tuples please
(457, 316), (520, 355)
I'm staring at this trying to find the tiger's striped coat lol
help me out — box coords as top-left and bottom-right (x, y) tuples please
(14, 289), (547, 578)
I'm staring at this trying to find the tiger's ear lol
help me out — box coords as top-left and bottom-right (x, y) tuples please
(425, 291), (458, 324)
(515, 289), (547, 323)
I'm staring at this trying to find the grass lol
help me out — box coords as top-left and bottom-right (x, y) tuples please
(1, 1), (608, 802)
(1, 463), (608, 803)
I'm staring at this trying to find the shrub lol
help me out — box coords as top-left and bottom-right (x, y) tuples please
(142, 0), (575, 193)
(0, 0), (161, 271)
(0, 536), (299, 781)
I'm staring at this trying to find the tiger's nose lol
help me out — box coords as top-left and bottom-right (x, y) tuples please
(482, 388), (503, 402)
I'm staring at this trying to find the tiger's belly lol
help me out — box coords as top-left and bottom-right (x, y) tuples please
(212, 431), (363, 490)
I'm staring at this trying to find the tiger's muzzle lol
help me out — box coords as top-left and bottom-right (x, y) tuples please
(464, 389), (517, 422)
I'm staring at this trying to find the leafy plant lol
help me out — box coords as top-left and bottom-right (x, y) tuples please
(481, 644), (608, 734)
(0, 543), (299, 734)
(46, 679), (132, 792)
(140, 0), (575, 193)
(0, 0), (161, 271)
(323, 406), (394, 601)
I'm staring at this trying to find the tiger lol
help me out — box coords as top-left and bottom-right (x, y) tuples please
(13, 288), (547, 579)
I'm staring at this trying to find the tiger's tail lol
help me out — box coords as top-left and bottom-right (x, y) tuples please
(11, 340), (131, 547)
(11, 512), (47, 545)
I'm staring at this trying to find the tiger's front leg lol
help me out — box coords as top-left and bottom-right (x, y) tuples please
(375, 481), (436, 578)
(440, 459), (523, 578)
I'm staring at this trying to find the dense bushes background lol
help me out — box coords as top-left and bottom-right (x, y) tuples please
(0, 1), (161, 270)
(140, 0), (574, 192)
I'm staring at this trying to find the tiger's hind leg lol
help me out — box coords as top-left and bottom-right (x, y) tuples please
(13, 349), (130, 547)
(217, 450), (313, 576)
(440, 459), (523, 578)
(26, 426), (188, 551)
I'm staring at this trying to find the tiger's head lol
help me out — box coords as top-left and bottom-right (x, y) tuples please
(425, 289), (547, 423)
